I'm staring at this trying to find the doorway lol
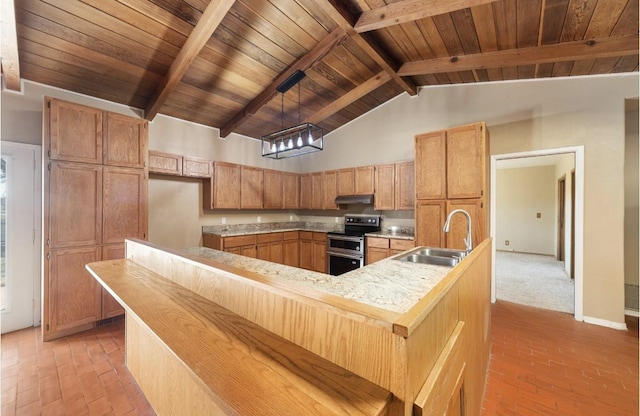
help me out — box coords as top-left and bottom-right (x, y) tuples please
(490, 146), (584, 321)
(1, 142), (42, 333)
(557, 175), (566, 262)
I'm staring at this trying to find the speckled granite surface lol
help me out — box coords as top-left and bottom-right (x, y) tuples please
(202, 221), (342, 237)
(183, 246), (451, 314)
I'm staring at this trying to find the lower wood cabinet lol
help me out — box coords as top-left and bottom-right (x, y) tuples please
(257, 233), (283, 264)
(312, 232), (327, 273)
(366, 237), (415, 265)
(282, 231), (299, 267)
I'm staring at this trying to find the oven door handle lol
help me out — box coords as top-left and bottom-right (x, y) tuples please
(327, 250), (363, 260)
(328, 235), (363, 243)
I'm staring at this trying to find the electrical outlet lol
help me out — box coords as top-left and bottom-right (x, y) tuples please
(257, 216), (261, 223)
(536, 212), (541, 218)
(505, 240), (510, 246)
(221, 217), (226, 225)
(289, 215), (293, 221)
(335, 217), (339, 223)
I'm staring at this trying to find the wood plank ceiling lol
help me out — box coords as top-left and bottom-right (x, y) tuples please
(6, 0), (639, 140)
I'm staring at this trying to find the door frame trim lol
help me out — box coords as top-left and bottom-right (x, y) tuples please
(490, 146), (584, 322)
(2, 141), (42, 328)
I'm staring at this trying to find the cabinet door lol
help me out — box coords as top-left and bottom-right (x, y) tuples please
(283, 236), (299, 267)
(374, 164), (395, 210)
(323, 170), (338, 210)
(447, 123), (485, 199)
(241, 166), (264, 209)
(355, 166), (374, 195)
(395, 161), (415, 210)
(103, 112), (148, 168)
(45, 247), (102, 339)
(337, 168), (355, 195)
(49, 162), (103, 248)
(205, 162), (240, 209)
(263, 169), (283, 209)
(366, 247), (389, 265)
(416, 200), (446, 247)
(312, 240), (327, 273)
(182, 156), (212, 178)
(148, 151), (182, 175)
(101, 244), (125, 319)
(415, 131), (446, 200)
(445, 200), (483, 250)
(299, 238), (313, 270)
(48, 98), (103, 164)
(282, 172), (299, 209)
(257, 243), (270, 261)
(240, 245), (257, 258)
(311, 172), (324, 210)
(299, 174), (312, 210)
(103, 167), (147, 244)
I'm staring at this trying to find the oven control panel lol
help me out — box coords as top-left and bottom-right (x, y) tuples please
(345, 215), (380, 227)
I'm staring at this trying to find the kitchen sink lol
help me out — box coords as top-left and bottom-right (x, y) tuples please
(393, 247), (468, 267)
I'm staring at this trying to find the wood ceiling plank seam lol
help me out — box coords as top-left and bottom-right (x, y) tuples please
(397, 34), (639, 75)
(182, 0), (211, 12)
(219, 27), (348, 138)
(14, 10), (168, 76)
(382, 23), (426, 61)
(492, 0), (517, 49)
(311, 60), (362, 96)
(40, 0), (182, 60)
(501, 66), (518, 80)
(162, 92), (237, 120)
(431, 13), (466, 56)
(322, 51), (371, 86)
(79, 0), (187, 49)
(115, 0), (195, 37)
(233, 0), (315, 55)
(535, 62), (554, 77)
(185, 55), (268, 97)
(473, 68), (490, 82)
(611, 0), (639, 36)
(354, 0), (502, 33)
(292, 0), (341, 33)
(559, 0), (597, 42)
(1, 0), (21, 90)
(445, 71), (464, 84)
(434, 72), (453, 84)
(469, 3), (498, 52)
(415, 18), (451, 58)
(551, 60), (574, 76)
(179, 70), (258, 106)
(517, 65), (536, 79)
(539, 0), (570, 45)
(583, 0), (629, 38)
(17, 23), (163, 86)
(569, 58), (596, 75)
(303, 68), (381, 116)
(450, 8), (483, 55)
(17, 36), (157, 95)
(268, 0), (331, 42)
(340, 37), (384, 74)
(515, 0), (543, 48)
(399, 21), (437, 61)
(148, 0), (202, 26)
(612, 55), (639, 73)
(589, 56), (622, 74)
(144, 0), (236, 120)
(457, 70), (478, 83)
(330, 43), (377, 80)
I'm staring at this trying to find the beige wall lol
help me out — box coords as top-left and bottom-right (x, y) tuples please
(624, 99), (639, 286)
(496, 166), (556, 255)
(313, 74), (638, 325)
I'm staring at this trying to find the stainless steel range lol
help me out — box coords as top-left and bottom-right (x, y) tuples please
(326, 215), (381, 276)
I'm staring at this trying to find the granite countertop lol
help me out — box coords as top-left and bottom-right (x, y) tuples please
(202, 221), (342, 237)
(183, 246), (449, 315)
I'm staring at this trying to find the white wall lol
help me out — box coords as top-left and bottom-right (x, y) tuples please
(496, 166), (556, 255)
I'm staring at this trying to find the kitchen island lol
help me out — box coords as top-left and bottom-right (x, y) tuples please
(86, 238), (491, 415)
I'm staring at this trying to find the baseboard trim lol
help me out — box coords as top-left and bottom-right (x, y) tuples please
(624, 309), (639, 317)
(583, 315), (628, 330)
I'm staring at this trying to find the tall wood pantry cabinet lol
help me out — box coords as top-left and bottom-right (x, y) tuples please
(43, 97), (148, 340)
(415, 122), (489, 250)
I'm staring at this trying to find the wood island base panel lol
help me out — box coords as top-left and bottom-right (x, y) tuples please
(85, 238), (492, 415)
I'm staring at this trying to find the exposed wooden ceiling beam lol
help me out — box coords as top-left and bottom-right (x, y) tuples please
(220, 27), (348, 138)
(354, 0), (500, 33)
(1, 0), (21, 90)
(317, 0), (417, 97)
(309, 71), (391, 124)
(398, 34), (640, 76)
(144, 0), (236, 121)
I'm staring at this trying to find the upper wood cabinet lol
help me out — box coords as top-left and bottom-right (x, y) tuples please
(48, 162), (103, 248)
(337, 168), (355, 196)
(282, 172), (299, 209)
(182, 156), (212, 178)
(322, 170), (339, 210)
(311, 172), (324, 210)
(241, 166), (263, 209)
(374, 164), (395, 210)
(355, 165), (375, 195)
(415, 123), (487, 200)
(204, 162), (241, 209)
(148, 151), (182, 175)
(103, 112), (148, 168)
(102, 167), (148, 244)
(263, 169), (283, 209)
(299, 174), (312, 210)
(395, 161), (415, 210)
(47, 97), (148, 168)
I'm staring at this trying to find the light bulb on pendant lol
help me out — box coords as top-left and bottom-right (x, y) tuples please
(307, 132), (313, 145)
(296, 133), (303, 147)
(270, 142), (277, 153)
(279, 140), (285, 151)
(288, 137), (293, 149)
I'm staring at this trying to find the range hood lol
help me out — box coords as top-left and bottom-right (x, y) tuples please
(334, 194), (374, 205)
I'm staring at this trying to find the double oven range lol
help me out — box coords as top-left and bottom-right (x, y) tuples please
(326, 215), (381, 276)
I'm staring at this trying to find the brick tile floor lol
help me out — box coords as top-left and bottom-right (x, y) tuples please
(1, 301), (638, 415)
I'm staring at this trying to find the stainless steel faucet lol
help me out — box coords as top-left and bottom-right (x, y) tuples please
(443, 209), (472, 254)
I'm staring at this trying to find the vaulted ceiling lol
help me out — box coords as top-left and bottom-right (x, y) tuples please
(2, 0), (638, 139)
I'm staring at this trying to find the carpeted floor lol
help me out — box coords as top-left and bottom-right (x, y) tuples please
(495, 251), (575, 314)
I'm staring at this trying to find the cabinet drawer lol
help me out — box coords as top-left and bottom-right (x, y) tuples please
(390, 239), (414, 251)
(257, 232), (283, 244)
(183, 156), (212, 178)
(283, 231), (299, 240)
(149, 151), (182, 175)
(299, 231), (312, 240)
(223, 235), (256, 248)
(312, 232), (326, 242)
(367, 237), (389, 249)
